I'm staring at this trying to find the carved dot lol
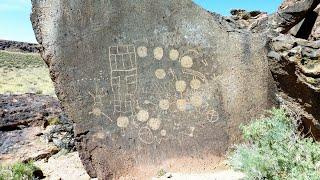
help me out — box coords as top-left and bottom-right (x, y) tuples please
(190, 79), (201, 90)
(154, 47), (164, 60)
(176, 99), (187, 111)
(155, 69), (166, 79)
(160, 130), (167, 137)
(159, 99), (170, 110)
(137, 110), (149, 122)
(191, 95), (203, 107)
(169, 49), (179, 61)
(175, 80), (187, 92)
(137, 46), (148, 57)
(148, 118), (161, 130)
(117, 116), (129, 128)
(181, 56), (193, 68)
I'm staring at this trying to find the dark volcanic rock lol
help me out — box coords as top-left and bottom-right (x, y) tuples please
(270, 0), (320, 33)
(31, 0), (276, 179)
(0, 40), (40, 53)
(0, 94), (62, 130)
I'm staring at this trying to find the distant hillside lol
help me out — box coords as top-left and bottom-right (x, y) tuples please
(0, 40), (40, 53)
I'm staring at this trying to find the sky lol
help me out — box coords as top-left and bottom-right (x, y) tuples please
(0, 0), (282, 43)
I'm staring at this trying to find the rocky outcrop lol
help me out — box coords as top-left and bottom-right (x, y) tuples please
(0, 40), (40, 53)
(31, 0), (276, 178)
(0, 94), (75, 164)
(266, 0), (320, 139)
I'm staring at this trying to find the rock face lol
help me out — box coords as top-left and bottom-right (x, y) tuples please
(31, 0), (276, 179)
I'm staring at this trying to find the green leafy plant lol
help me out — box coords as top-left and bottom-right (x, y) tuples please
(228, 108), (320, 180)
(0, 161), (41, 180)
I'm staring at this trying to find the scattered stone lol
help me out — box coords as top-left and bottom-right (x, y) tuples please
(34, 152), (91, 180)
(0, 126), (59, 165)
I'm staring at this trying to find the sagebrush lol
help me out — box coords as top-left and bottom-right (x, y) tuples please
(228, 108), (320, 180)
(0, 162), (40, 180)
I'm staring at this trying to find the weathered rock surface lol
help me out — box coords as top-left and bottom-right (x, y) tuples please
(31, 0), (276, 179)
(268, 34), (320, 138)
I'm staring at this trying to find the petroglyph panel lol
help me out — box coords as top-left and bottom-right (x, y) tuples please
(32, 0), (276, 178)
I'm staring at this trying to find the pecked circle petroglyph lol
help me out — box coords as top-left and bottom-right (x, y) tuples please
(190, 79), (201, 90)
(148, 118), (162, 130)
(181, 55), (193, 68)
(117, 116), (129, 128)
(137, 110), (149, 122)
(155, 69), (166, 79)
(137, 46), (148, 57)
(154, 47), (164, 60)
(159, 99), (170, 110)
(169, 49), (179, 61)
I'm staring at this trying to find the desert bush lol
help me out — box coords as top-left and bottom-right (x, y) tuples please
(228, 108), (320, 180)
(0, 162), (40, 180)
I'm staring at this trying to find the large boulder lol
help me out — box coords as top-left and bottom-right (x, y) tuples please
(31, 0), (276, 179)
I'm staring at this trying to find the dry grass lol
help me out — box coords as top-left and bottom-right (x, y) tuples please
(0, 50), (55, 96)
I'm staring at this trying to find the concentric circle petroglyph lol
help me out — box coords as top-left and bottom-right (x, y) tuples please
(155, 69), (166, 79)
(175, 80), (187, 92)
(154, 47), (164, 60)
(181, 56), (193, 68)
(169, 49), (179, 61)
(137, 46), (148, 57)
(159, 99), (170, 110)
(148, 118), (161, 130)
(191, 95), (203, 107)
(137, 110), (149, 122)
(176, 99), (187, 111)
(190, 79), (201, 90)
(138, 127), (154, 144)
(117, 116), (129, 128)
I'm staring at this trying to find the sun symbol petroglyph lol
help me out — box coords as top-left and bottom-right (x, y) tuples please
(154, 47), (164, 60)
(206, 109), (220, 123)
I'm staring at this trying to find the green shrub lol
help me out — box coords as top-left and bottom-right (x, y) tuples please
(0, 162), (40, 180)
(228, 108), (320, 180)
